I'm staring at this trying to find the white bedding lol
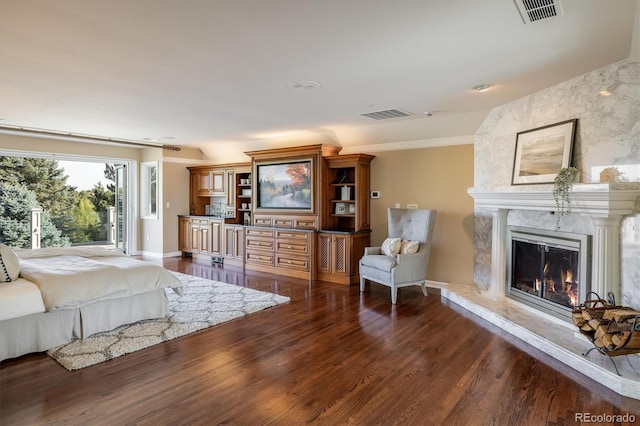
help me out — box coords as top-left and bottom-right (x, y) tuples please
(14, 247), (183, 312)
(0, 278), (46, 321)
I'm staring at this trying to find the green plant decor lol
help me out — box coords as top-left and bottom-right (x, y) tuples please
(553, 166), (579, 227)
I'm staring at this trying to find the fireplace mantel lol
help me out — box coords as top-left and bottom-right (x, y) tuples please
(468, 183), (640, 216)
(468, 183), (640, 304)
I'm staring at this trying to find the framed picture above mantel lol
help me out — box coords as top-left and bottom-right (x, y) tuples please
(511, 119), (578, 185)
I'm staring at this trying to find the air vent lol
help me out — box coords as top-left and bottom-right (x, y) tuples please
(360, 109), (414, 120)
(514, 0), (563, 24)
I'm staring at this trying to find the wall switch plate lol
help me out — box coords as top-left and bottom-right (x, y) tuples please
(407, 204), (418, 209)
(395, 203), (401, 208)
(370, 190), (380, 199)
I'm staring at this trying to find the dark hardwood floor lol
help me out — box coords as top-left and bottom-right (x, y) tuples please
(2, 257), (639, 425)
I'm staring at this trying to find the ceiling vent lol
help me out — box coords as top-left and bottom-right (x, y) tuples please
(514, 0), (563, 24)
(360, 109), (414, 120)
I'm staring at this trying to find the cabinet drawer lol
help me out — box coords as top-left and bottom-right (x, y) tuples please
(246, 228), (274, 238)
(246, 250), (275, 266)
(276, 240), (310, 255)
(276, 253), (309, 271)
(274, 218), (293, 228)
(254, 218), (273, 227)
(191, 219), (209, 226)
(246, 238), (274, 251)
(275, 230), (310, 241)
(295, 219), (317, 229)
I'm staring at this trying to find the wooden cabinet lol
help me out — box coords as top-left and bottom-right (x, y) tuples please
(178, 216), (192, 252)
(245, 227), (314, 280)
(210, 219), (223, 258)
(316, 231), (370, 285)
(224, 169), (236, 217)
(223, 224), (244, 267)
(178, 216), (223, 260)
(196, 171), (213, 197)
(187, 164), (249, 216)
(323, 154), (375, 233)
(190, 218), (211, 255)
(236, 172), (252, 226)
(245, 227), (275, 268)
(318, 154), (375, 285)
(210, 170), (225, 196)
(182, 147), (374, 284)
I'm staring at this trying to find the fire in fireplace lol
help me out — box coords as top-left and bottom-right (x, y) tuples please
(507, 227), (591, 321)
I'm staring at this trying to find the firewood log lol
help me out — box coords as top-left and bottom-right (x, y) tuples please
(582, 309), (604, 321)
(602, 308), (638, 322)
(612, 331), (631, 348)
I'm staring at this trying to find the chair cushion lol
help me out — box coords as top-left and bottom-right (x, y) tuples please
(380, 237), (401, 257)
(400, 240), (419, 254)
(360, 254), (397, 272)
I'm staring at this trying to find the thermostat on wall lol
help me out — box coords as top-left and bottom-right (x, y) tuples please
(370, 190), (380, 199)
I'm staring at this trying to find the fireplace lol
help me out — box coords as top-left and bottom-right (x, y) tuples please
(507, 227), (591, 321)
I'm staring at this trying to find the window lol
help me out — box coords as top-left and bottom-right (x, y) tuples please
(141, 161), (158, 219)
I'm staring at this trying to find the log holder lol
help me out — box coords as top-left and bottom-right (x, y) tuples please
(574, 292), (640, 376)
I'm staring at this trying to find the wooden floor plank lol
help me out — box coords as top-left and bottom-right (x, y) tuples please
(1, 257), (639, 425)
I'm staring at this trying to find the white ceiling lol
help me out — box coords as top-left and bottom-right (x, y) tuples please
(0, 0), (637, 162)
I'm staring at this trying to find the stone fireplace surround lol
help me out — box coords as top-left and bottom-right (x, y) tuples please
(443, 183), (640, 399)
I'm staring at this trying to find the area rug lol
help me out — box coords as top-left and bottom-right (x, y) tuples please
(47, 272), (290, 370)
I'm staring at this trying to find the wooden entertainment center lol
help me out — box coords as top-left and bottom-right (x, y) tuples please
(178, 144), (374, 285)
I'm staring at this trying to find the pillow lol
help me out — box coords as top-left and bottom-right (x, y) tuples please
(380, 237), (401, 257)
(0, 244), (20, 282)
(400, 240), (420, 254)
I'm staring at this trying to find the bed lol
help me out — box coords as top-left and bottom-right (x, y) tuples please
(0, 246), (183, 362)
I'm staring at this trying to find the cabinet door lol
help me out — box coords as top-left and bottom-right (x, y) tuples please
(189, 222), (201, 253)
(189, 173), (199, 214)
(317, 232), (351, 277)
(210, 220), (222, 256)
(178, 217), (192, 252)
(234, 226), (245, 260)
(316, 233), (332, 274)
(225, 170), (235, 207)
(223, 225), (236, 258)
(211, 170), (225, 196)
(223, 225), (244, 260)
(197, 171), (212, 196)
(331, 234), (350, 275)
(199, 224), (211, 255)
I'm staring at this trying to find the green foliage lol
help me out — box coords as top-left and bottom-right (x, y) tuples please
(0, 157), (116, 245)
(553, 166), (579, 228)
(69, 193), (101, 242)
(0, 184), (70, 248)
(88, 182), (115, 212)
(0, 156), (77, 234)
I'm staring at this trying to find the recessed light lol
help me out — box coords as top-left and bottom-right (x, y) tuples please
(473, 84), (494, 92)
(287, 80), (321, 90)
(142, 138), (160, 142)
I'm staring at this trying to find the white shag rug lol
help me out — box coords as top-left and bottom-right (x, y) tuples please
(47, 272), (290, 370)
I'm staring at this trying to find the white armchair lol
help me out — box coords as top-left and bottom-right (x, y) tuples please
(359, 208), (437, 304)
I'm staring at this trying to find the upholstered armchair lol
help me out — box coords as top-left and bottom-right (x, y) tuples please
(359, 208), (437, 304)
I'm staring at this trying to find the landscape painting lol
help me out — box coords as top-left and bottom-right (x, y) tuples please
(512, 119), (577, 185)
(256, 159), (313, 210)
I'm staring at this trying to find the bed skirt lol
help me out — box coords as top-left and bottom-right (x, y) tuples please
(0, 289), (167, 362)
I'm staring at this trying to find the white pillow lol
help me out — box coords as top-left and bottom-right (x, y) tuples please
(400, 240), (420, 254)
(0, 244), (20, 282)
(381, 237), (401, 257)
